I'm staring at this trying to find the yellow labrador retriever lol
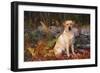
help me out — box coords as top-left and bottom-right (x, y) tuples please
(54, 20), (75, 58)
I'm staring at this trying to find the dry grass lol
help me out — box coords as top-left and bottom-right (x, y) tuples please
(24, 40), (90, 61)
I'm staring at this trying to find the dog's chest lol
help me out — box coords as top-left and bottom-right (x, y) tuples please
(63, 30), (74, 36)
(63, 32), (74, 42)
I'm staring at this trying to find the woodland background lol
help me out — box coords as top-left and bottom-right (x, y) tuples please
(24, 11), (90, 61)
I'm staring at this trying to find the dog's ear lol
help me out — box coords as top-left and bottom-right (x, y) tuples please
(63, 22), (65, 26)
(72, 21), (75, 27)
(63, 21), (68, 28)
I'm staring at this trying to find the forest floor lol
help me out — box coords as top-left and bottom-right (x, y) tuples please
(24, 47), (90, 61)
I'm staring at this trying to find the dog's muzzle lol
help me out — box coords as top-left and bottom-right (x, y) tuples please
(68, 27), (72, 31)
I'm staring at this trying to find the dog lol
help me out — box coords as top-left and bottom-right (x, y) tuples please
(53, 20), (75, 58)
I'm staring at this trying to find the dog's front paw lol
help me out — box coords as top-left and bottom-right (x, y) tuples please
(72, 52), (76, 55)
(66, 54), (70, 58)
(72, 53), (77, 58)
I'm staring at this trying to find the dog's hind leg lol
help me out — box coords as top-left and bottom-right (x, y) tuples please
(54, 48), (62, 58)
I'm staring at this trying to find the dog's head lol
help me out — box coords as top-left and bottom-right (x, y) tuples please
(63, 20), (74, 32)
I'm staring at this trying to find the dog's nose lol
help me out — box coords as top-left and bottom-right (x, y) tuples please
(69, 27), (71, 31)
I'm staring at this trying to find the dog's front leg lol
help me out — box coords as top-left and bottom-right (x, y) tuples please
(71, 44), (75, 55)
(66, 44), (70, 57)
